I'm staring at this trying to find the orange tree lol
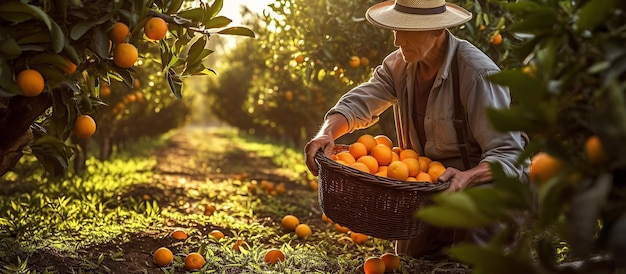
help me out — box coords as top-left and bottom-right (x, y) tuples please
(0, 0), (253, 176)
(417, 0), (626, 273)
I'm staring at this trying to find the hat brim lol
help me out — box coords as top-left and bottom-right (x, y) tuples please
(366, 1), (472, 31)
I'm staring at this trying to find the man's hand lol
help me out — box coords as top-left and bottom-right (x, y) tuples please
(304, 134), (336, 176)
(438, 162), (493, 192)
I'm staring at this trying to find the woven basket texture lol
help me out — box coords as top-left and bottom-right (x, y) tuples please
(315, 145), (450, 240)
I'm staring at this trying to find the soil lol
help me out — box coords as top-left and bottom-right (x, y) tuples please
(2, 127), (471, 274)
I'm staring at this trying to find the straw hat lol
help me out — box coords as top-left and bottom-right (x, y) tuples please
(366, 0), (472, 31)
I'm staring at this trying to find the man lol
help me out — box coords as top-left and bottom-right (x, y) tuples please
(304, 0), (528, 257)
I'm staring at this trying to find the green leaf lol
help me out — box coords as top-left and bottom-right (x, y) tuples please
(486, 107), (547, 134)
(178, 7), (204, 22)
(166, 0), (184, 14)
(0, 37), (21, 59)
(92, 25), (110, 59)
(217, 27), (255, 38)
(449, 244), (537, 274)
(186, 36), (207, 63)
(206, 0), (223, 19)
(508, 10), (557, 34)
(16, 30), (51, 45)
(417, 192), (494, 228)
(204, 16), (231, 29)
(70, 20), (96, 40)
(50, 20), (65, 53)
(575, 0), (620, 31)
(488, 70), (546, 105)
(166, 68), (183, 99)
(29, 53), (68, 68)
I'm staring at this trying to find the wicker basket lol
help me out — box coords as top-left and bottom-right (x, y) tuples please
(315, 145), (450, 240)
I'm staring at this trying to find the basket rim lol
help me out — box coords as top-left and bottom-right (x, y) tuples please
(315, 144), (450, 192)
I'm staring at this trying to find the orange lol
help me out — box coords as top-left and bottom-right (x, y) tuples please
(295, 223), (312, 239)
(363, 256), (386, 274)
(377, 166), (388, 174)
(357, 134), (378, 153)
(402, 158), (420, 177)
(334, 223), (350, 233)
(108, 22), (129, 44)
(350, 232), (368, 245)
(61, 57), (77, 74)
(233, 239), (245, 251)
(529, 152), (564, 185)
(406, 177), (417, 182)
(357, 155), (379, 173)
(74, 115), (96, 138)
(275, 182), (286, 194)
(100, 83), (111, 97)
(350, 162), (371, 173)
(399, 149), (419, 160)
(418, 156), (432, 172)
(491, 33), (503, 45)
(387, 161), (409, 180)
(209, 229), (224, 240)
(374, 170), (388, 178)
(124, 94), (136, 103)
(374, 134), (393, 149)
(428, 164), (446, 182)
(349, 141), (368, 159)
(113, 43), (138, 68)
(322, 213), (333, 223)
(391, 152), (400, 162)
(371, 144), (393, 166)
(281, 215), (300, 232)
(380, 253), (401, 272)
(171, 229), (188, 240)
(294, 54), (305, 64)
(133, 78), (141, 89)
(429, 161), (444, 168)
(360, 56), (370, 67)
(264, 248), (285, 264)
(204, 204), (216, 216)
(153, 247), (173, 267)
(585, 135), (608, 165)
(392, 146), (403, 155)
(134, 91), (144, 102)
(184, 252), (205, 270)
(17, 69), (45, 97)
(144, 17), (168, 40)
(348, 55), (361, 68)
(416, 172), (433, 183)
(335, 151), (356, 165)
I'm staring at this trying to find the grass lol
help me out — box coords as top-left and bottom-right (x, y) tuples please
(0, 127), (470, 273)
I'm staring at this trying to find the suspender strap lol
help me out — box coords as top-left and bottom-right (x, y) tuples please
(451, 53), (471, 170)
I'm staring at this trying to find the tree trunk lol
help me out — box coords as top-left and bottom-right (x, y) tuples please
(73, 136), (88, 174)
(0, 93), (52, 176)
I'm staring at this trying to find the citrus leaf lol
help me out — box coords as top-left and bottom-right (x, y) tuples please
(0, 37), (21, 59)
(217, 27), (255, 38)
(206, 0), (223, 19)
(166, 68), (183, 99)
(204, 16), (231, 29)
(70, 20), (96, 40)
(178, 7), (204, 22)
(575, 0), (620, 31)
(417, 192), (494, 228)
(449, 244), (537, 274)
(186, 36), (207, 63)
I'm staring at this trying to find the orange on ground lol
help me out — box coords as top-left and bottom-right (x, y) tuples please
(585, 135), (608, 165)
(322, 213), (333, 223)
(335, 151), (356, 165)
(350, 232), (368, 245)
(61, 57), (77, 74)
(264, 248), (285, 264)
(113, 43), (138, 68)
(357, 134), (378, 153)
(418, 156), (432, 172)
(281, 215), (300, 232)
(380, 253), (401, 272)
(402, 158), (420, 177)
(400, 149), (419, 160)
(529, 152), (564, 185)
(334, 223), (350, 233)
(171, 229), (188, 240)
(357, 155), (379, 173)
(184, 252), (205, 270)
(350, 162), (371, 173)
(144, 17), (168, 40)
(374, 134), (393, 149)
(209, 230), (224, 240)
(349, 142), (368, 160)
(233, 239), (245, 251)
(428, 164), (446, 182)
(74, 115), (96, 138)
(348, 55), (361, 68)
(153, 247), (173, 267)
(204, 204), (216, 216)
(295, 223), (312, 239)
(491, 33), (502, 45)
(387, 161), (409, 181)
(371, 144), (393, 166)
(294, 54), (305, 64)
(108, 22), (129, 44)
(17, 69), (45, 97)
(276, 182), (286, 194)
(363, 256), (386, 274)
(416, 172), (434, 183)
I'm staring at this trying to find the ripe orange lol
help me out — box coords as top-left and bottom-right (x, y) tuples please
(402, 158), (420, 177)
(349, 142), (368, 160)
(74, 115), (96, 138)
(371, 144), (393, 166)
(387, 161), (409, 180)
(171, 229), (188, 240)
(392, 146), (403, 155)
(357, 155), (379, 173)
(17, 69), (45, 97)
(281, 215), (300, 232)
(233, 239), (245, 251)
(357, 134), (378, 153)
(529, 152), (564, 185)
(294, 54), (305, 64)
(334, 223), (350, 233)
(133, 78), (141, 89)
(144, 17), (168, 40)
(204, 204), (216, 216)
(380, 253), (401, 272)
(264, 248), (285, 264)
(360, 56), (370, 67)
(427, 164), (446, 182)
(135, 91), (144, 102)
(399, 149), (419, 160)
(153, 247), (173, 267)
(429, 161), (444, 168)
(416, 172), (433, 183)
(108, 22), (129, 44)
(61, 57), (77, 74)
(276, 182), (286, 194)
(335, 151), (356, 165)
(363, 256), (386, 274)
(491, 33), (503, 45)
(209, 229), (224, 240)
(348, 55), (361, 68)
(295, 223), (312, 239)
(184, 252), (205, 270)
(350, 232), (368, 245)
(406, 177), (417, 182)
(418, 156), (432, 172)
(585, 135), (608, 165)
(350, 162), (371, 173)
(100, 83), (111, 97)
(113, 43), (138, 68)
(374, 135), (393, 149)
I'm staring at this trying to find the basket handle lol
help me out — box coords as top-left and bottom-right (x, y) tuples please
(393, 104), (406, 149)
